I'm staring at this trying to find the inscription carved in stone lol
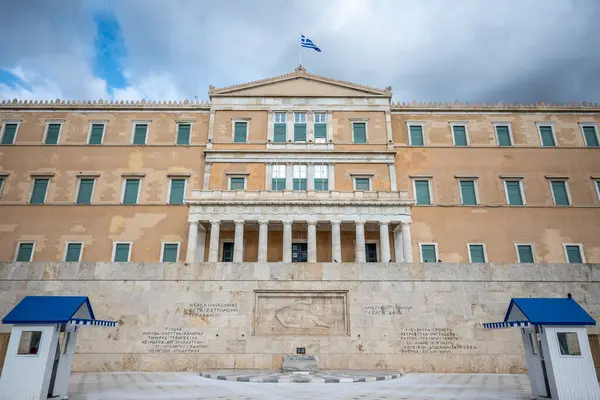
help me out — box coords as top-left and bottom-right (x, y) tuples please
(184, 302), (239, 318)
(398, 328), (477, 354)
(364, 304), (413, 315)
(141, 328), (207, 353)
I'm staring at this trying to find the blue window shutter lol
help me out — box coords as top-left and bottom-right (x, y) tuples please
(133, 124), (147, 144)
(233, 122), (247, 143)
(314, 178), (328, 191)
(505, 181), (523, 205)
(539, 126), (555, 146)
(410, 125), (424, 146)
(583, 126), (599, 147)
(65, 243), (82, 262)
(353, 123), (367, 143)
(566, 246), (583, 263)
(177, 124), (191, 145)
(45, 124), (61, 144)
(0, 177), (4, 194)
(89, 124), (104, 144)
(293, 179), (307, 190)
(274, 124), (286, 142)
(114, 243), (130, 262)
(496, 126), (512, 146)
(16, 243), (34, 261)
(294, 124), (306, 142)
(551, 181), (570, 206)
(271, 178), (286, 191)
(162, 244), (179, 262)
(123, 179), (140, 204)
(469, 245), (486, 262)
(314, 123), (327, 139)
(421, 245), (436, 262)
(460, 180), (476, 205)
(355, 178), (370, 191)
(517, 245), (534, 263)
(230, 177), (245, 190)
(30, 178), (49, 204)
(76, 179), (94, 204)
(414, 180), (430, 204)
(1, 123), (18, 144)
(169, 179), (185, 204)
(453, 126), (467, 146)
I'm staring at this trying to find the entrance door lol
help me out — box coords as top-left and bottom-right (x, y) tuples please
(522, 328), (551, 398)
(47, 337), (62, 398)
(292, 243), (307, 262)
(588, 334), (600, 380)
(365, 243), (377, 263)
(222, 242), (234, 262)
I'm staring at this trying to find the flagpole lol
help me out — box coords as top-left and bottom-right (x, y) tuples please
(299, 33), (302, 66)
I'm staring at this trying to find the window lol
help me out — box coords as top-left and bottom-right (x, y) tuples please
(408, 124), (424, 146)
(314, 165), (328, 191)
(0, 176), (4, 197)
(352, 122), (367, 144)
(459, 179), (477, 205)
(229, 176), (246, 190)
(557, 332), (582, 356)
(365, 243), (378, 263)
(595, 180), (600, 202)
(271, 165), (286, 190)
(564, 244), (584, 263)
(354, 177), (371, 191)
(132, 123), (148, 144)
(413, 179), (431, 205)
(468, 244), (487, 263)
(17, 331), (42, 355)
(550, 180), (570, 206)
(274, 112), (286, 143)
(314, 112), (327, 142)
(420, 243), (438, 263)
(113, 242), (132, 262)
(177, 123), (191, 145)
(122, 178), (140, 204)
(516, 244), (535, 263)
(537, 124), (556, 147)
(76, 178), (95, 204)
(233, 121), (248, 143)
(504, 180), (525, 206)
(293, 165), (307, 190)
(292, 243), (308, 262)
(161, 242), (180, 262)
(168, 178), (186, 204)
(294, 112), (306, 142)
(64, 242), (83, 262)
(452, 124), (468, 146)
(15, 242), (35, 262)
(581, 124), (599, 147)
(44, 122), (62, 144)
(495, 124), (513, 146)
(30, 178), (49, 204)
(1, 122), (19, 144)
(222, 242), (234, 262)
(88, 123), (105, 145)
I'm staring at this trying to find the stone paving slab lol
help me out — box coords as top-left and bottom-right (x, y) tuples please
(200, 369), (400, 383)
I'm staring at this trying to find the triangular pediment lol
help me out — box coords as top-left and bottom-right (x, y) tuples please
(210, 66), (392, 98)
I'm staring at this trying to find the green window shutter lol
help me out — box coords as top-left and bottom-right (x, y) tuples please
(271, 178), (286, 191)
(65, 243), (82, 262)
(169, 179), (185, 204)
(460, 180), (477, 205)
(89, 124), (104, 144)
(293, 178), (307, 190)
(551, 181), (570, 205)
(496, 126), (512, 146)
(177, 124), (191, 145)
(16, 243), (34, 261)
(30, 178), (49, 204)
(505, 181), (523, 205)
(76, 179), (94, 204)
(517, 245), (534, 263)
(123, 179), (140, 204)
(44, 124), (61, 144)
(453, 126), (467, 146)
(353, 123), (367, 143)
(230, 177), (245, 190)
(421, 245), (436, 262)
(314, 178), (328, 191)
(355, 178), (370, 191)
(414, 180), (430, 204)
(114, 243), (130, 262)
(1, 123), (18, 144)
(583, 126), (599, 147)
(233, 122), (247, 143)
(162, 244), (179, 262)
(294, 124), (306, 142)
(566, 245), (583, 263)
(469, 245), (486, 262)
(133, 124), (147, 144)
(314, 123), (327, 139)
(539, 126), (555, 146)
(0, 177), (4, 194)
(274, 124), (286, 142)
(410, 125), (424, 146)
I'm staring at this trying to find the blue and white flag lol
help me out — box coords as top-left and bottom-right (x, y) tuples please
(301, 35), (321, 52)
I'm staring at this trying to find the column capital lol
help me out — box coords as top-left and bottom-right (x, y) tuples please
(268, 109), (274, 114)
(234, 220), (245, 225)
(355, 221), (365, 226)
(210, 220), (221, 227)
(188, 220), (199, 226)
(327, 110), (333, 115)
(330, 220), (341, 226)
(379, 221), (390, 227)
(402, 221), (412, 227)
(282, 221), (293, 226)
(307, 220), (317, 226)
(258, 219), (269, 225)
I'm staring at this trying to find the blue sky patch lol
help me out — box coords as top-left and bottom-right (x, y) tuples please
(0, 69), (30, 90)
(94, 11), (128, 92)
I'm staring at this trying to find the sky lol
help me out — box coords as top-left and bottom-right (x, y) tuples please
(1, 0), (599, 103)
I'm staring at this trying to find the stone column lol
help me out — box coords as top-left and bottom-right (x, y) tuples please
(328, 163), (335, 190)
(331, 221), (342, 262)
(265, 163), (272, 190)
(393, 226), (404, 263)
(258, 220), (269, 262)
(185, 220), (199, 263)
(388, 163), (397, 191)
(207, 111), (215, 148)
(355, 221), (366, 263)
(196, 224), (206, 262)
(286, 111), (294, 142)
(208, 221), (220, 262)
(285, 163), (293, 190)
(267, 110), (274, 142)
(307, 111), (315, 143)
(385, 110), (393, 149)
(233, 220), (244, 262)
(283, 221), (293, 262)
(307, 163), (315, 191)
(203, 162), (211, 190)
(379, 222), (391, 263)
(307, 221), (317, 263)
(401, 221), (413, 262)
(326, 111), (333, 142)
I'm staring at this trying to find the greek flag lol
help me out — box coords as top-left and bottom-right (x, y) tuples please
(301, 35), (321, 52)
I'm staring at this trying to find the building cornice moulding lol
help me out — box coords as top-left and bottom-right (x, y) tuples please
(204, 149), (396, 164)
(391, 101), (600, 113)
(0, 98), (211, 111)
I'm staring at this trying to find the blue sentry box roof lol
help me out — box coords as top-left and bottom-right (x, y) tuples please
(2, 296), (95, 324)
(505, 297), (596, 326)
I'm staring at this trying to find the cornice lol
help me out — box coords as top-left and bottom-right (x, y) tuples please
(391, 101), (600, 113)
(0, 98), (211, 111)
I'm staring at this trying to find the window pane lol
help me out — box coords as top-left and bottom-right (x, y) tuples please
(177, 124), (191, 145)
(410, 125), (424, 146)
(272, 178), (286, 190)
(517, 245), (534, 263)
(272, 165), (286, 178)
(453, 126), (467, 146)
(355, 178), (370, 191)
(566, 245), (583, 263)
(133, 124), (147, 144)
(314, 113), (326, 123)
(0, 177), (4, 194)
(505, 181), (523, 205)
(275, 112), (286, 123)
(551, 181), (569, 205)
(292, 243), (308, 262)
(65, 243), (82, 262)
(76, 179), (94, 204)
(233, 122), (247, 143)
(414, 180), (430, 204)
(294, 123), (306, 142)
(353, 123), (367, 143)
(583, 126), (599, 147)
(16, 243), (34, 262)
(169, 179), (185, 204)
(230, 177), (245, 190)
(222, 242), (234, 262)
(314, 165), (328, 178)
(274, 124), (286, 142)
(293, 165), (307, 178)
(293, 178), (307, 190)
(469, 245), (486, 262)
(30, 178), (49, 204)
(539, 126), (556, 146)
(460, 180), (477, 205)
(558, 332), (582, 355)
(114, 243), (130, 262)
(2, 123), (18, 144)
(17, 331), (42, 355)
(162, 243), (179, 262)
(45, 124), (61, 144)
(496, 126), (512, 146)
(365, 243), (377, 263)
(294, 113), (306, 123)
(314, 178), (328, 191)
(123, 179), (140, 204)
(89, 124), (105, 144)
(421, 245), (436, 262)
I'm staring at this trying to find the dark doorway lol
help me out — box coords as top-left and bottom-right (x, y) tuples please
(292, 243), (308, 262)
(365, 243), (377, 262)
(222, 242), (234, 262)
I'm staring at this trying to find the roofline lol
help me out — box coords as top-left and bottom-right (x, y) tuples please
(392, 102), (600, 113)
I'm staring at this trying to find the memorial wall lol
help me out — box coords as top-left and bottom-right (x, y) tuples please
(0, 262), (598, 373)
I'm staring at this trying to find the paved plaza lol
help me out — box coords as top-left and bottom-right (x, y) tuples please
(67, 372), (533, 400)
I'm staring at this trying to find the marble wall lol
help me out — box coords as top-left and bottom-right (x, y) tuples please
(0, 262), (599, 373)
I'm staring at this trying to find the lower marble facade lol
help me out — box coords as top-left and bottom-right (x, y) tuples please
(0, 262), (599, 373)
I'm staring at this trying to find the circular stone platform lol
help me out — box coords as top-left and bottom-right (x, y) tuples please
(200, 370), (401, 383)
